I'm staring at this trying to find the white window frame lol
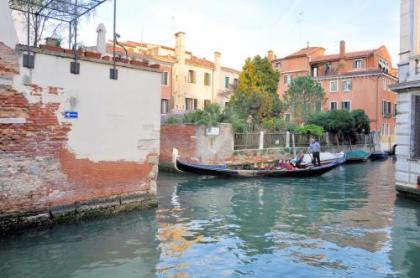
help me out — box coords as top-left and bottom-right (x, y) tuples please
(188, 70), (196, 84)
(353, 59), (363, 69)
(312, 66), (318, 77)
(161, 71), (169, 86)
(330, 101), (337, 111)
(343, 80), (352, 92)
(284, 74), (292, 85)
(161, 99), (169, 114)
(330, 80), (338, 92)
(341, 100), (351, 111)
(224, 76), (230, 89)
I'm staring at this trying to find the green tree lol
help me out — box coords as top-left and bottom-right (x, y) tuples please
(351, 109), (370, 134)
(296, 124), (325, 137)
(229, 55), (282, 126)
(284, 76), (325, 123)
(309, 110), (354, 134)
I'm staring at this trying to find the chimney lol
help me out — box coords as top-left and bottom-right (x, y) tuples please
(96, 23), (107, 55)
(340, 40), (346, 58)
(267, 50), (274, 63)
(175, 32), (186, 63)
(214, 51), (221, 71)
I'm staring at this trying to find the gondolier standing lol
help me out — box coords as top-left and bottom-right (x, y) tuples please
(308, 138), (321, 166)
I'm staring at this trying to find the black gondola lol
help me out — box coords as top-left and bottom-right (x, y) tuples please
(174, 155), (346, 178)
(370, 151), (389, 160)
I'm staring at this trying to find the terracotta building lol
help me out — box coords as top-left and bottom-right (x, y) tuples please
(271, 41), (398, 140)
(107, 32), (240, 115)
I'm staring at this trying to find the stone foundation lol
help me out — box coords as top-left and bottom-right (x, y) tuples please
(0, 192), (157, 234)
(396, 184), (420, 201)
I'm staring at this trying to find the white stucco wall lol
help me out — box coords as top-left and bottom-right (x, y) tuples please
(15, 52), (161, 162)
(0, 1), (19, 48)
(395, 90), (420, 187)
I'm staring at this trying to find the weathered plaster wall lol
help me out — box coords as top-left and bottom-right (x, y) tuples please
(0, 4), (162, 231)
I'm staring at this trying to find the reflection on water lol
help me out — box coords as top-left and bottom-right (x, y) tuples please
(0, 160), (419, 277)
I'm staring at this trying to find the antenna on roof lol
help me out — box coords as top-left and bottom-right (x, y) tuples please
(297, 11), (303, 45)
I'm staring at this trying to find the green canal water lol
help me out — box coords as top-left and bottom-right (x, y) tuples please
(1, 160), (419, 277)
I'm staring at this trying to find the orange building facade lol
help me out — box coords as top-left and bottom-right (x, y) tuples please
(271, 41), (398, 137)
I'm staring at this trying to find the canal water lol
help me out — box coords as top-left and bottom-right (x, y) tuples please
(1, 160), (419, 277)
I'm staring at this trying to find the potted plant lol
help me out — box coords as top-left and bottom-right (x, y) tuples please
(40, 37), (63, 53)
(149, 64), (160, 69)
(130, 57), (148, 67)
(102, 55), (112, 61)
(84, 50), (101, 59)
(45, 37), (60, 47)
(113, 56), (128, 64)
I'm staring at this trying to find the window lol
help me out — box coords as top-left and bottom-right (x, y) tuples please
(379, 58), (389, 73)
(161, 72), (169, 86)
(382, 101), (392, 116)
(161, 99), (169, 114)
(343, 80), (352, 92)
(185, 98), (197, 111)
(224, 76), (230, 89)
(382, 123), (390, 136)
(312, 66), (318, 77)
(330, 80), (338, 92)
(275, 62), (281, 69)
(284, 74), (292, 85)
(413, 96), (420, 158)
(330, 101), (337, 111)
(233, 78), (238, 89)
(204, 100), (211, 107)
(204, 73), (211, 86)
(188, 70), (196, 83)
(341, 101), (351, 111)
(325, 63), (332, 74)
(353, 59), (363, 69)
(285, 113), (291, 122)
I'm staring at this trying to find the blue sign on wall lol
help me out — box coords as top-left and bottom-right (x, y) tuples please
(64, 111), (78, 119)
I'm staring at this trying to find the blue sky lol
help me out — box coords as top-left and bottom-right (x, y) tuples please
(78, 0), (400, 70)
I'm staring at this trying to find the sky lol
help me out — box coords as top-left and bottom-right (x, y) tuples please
(75, 0), (400, 70)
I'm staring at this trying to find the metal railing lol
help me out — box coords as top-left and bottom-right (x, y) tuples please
(234, 131), (375, 151)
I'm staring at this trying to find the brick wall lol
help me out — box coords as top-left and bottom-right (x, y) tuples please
(160, 124), (197, 165)
(0, 43), (159, 232)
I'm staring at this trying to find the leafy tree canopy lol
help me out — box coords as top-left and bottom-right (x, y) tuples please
(284, 76), (325, 123)
(308, 109), (369, 135)
(229, 55), (282, 126)
(296, 124), (325, 137)
(351, 109), (370, 134)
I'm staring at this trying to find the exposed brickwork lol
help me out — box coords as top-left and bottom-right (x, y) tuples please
(0, 42), (19, 78)
(160, 124), (197, 163)
(0, 42), (158, 231)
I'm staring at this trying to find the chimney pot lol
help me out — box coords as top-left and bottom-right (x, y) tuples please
(340, 40), (346, 58)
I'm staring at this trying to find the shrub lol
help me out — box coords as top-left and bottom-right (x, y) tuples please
(165, 116), (179, 124)
(262, 117), (287, 132)
(296, 124), (325, 137)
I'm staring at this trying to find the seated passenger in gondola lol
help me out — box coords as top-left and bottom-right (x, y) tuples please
(278, 160), (295, 171)
(295, 151), (305, 168)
